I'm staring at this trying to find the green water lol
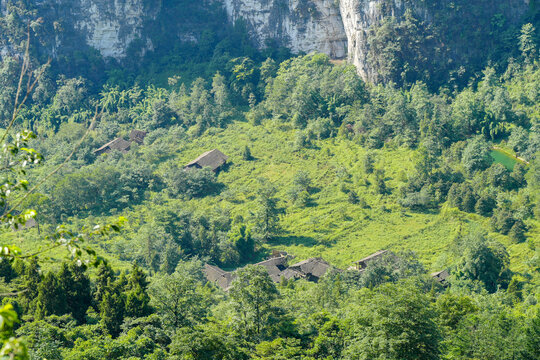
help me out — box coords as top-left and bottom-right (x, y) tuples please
(490, 149), (518, 170)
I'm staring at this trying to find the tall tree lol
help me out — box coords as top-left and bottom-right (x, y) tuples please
(229, 265), (279, 340)
(149, 260), (209, 329)
(254, 180), (280, 242)
(344, 281), (441, 360)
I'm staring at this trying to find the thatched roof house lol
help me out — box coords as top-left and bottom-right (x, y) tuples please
(431, 270), (450, 284)
(94, 137), (131, 155)
(185, 149), (228, 172)
(353, 250), (393, 270)
(288, 258), (332, 282)
(129, 130), (147, 145)
(204, 264), (235, 291)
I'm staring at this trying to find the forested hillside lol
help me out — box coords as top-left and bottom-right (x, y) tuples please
(0, 1), (539, 359)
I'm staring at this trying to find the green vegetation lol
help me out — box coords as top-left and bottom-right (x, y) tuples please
(0, 2), (538, 359)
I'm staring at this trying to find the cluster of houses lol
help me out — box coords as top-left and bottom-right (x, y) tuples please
(204, 249), (449, 291)
(94, 130), (230, 174)
(204, 253), (332, 291)
(92, 136), (450, 289)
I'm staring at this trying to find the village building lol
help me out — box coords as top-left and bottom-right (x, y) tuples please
(288, 258), (332, 282)
(203, 254), (334, 290)
(431, 269), (450, 285)
(253, 256), (289, 283)
(129, 130), (147, 145)
(94, 137), (131, 155)
(352, 250), (394, 271)
(203, 264), (235, 291)
(185, 149), (228, 172)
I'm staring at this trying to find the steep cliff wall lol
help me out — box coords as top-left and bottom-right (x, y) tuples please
(45, 0), (160, 59)
(0, 0), (533, 84)
(223, 0), (347, 59)
(339, 0), (530, 82)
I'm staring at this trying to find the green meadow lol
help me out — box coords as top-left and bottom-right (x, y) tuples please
(156, 121), (536, 272)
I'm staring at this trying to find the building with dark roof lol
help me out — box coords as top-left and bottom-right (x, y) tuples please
(431, 270), (450, 285)
(203, 254), (336, 290)
(129, 130), (147, 145)
(185, 149), (228, 172)
(204, 264), (235, 291)
(288, 258), (332, 282)
(352, 250), (394, 270)
(253, 256), (289, 283)
(94, 137), (131, 155)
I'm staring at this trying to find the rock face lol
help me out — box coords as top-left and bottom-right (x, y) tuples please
(222, 0), (347, 59)
(68, 0), (156, 58)
(338, 0), (529, 82)
(0, 0), (532, 82)
(0, 0), (160, 59)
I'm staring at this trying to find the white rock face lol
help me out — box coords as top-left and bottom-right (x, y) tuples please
(223, 0), (347, 59)
(339, 0), (416, 80)
(73, 0), (152, 59)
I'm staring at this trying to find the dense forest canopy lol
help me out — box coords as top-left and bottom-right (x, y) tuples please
(0, 0), (538, 359)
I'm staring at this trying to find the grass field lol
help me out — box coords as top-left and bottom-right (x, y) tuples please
(4, 120), (537, 274)
(168, 120), (537, 272)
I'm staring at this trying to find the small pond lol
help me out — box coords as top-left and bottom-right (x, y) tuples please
(489, 149), (518, 170)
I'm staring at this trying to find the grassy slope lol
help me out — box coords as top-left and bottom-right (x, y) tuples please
(169, 120), (537, 272)
(5, 119), (537, 273)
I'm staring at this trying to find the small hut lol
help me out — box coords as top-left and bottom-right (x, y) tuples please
(288, 258), (332, 282)
(353, 250), (393, 270)
(94, 138), (131, 155)
(204, 264), (235, 291)
(129, 130), (147, 145)
(431, 270), (450, 285)
(185, 149), (228, 172)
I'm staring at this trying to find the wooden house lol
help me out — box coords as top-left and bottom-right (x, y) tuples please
(352, 250), (393, 270)
(94, 137), (131, 155)
(288, 258), (332, 282)
(431, 270), (450, 285)
(204, 264), (234, 291)
(185, 149), (228, 172)
(129, 130), (147, 145)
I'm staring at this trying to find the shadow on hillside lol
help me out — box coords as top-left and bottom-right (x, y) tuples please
(271, 234), (319, 247)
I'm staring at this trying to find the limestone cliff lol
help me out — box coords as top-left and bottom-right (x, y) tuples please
(0, 0), (533, 83)
(223, 0), (347, 59)
(338, 0), (530, 82)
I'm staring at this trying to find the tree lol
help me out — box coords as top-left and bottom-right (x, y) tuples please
(462, 136), (491, 174)
(475, 194), (496, 216)
(523, 308), (540, 360)
(229, 224), (256, 262)
(363, 152), (375, 174)
(254, 180), (280, 242)
(454, 234), (510, 293)
(242, 145), (253, 161)
(508, 219), (527, 243)
(519, 23), (537, 63)
(57, 263), (91, 323)
(149, 260), (209, 329)
(124, 264), (151, 318)
(344, 281), (441, 360)
(0, 258), (15, 283)
(229, 265), (279, 340)
(306, 315), (346, 359)
(93, 262), (115, 306)
(99, 279), (125, 337)
(34, 272), (65, 320)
